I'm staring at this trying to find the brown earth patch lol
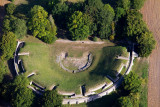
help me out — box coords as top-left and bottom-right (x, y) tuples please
(141, 0), (160, 106)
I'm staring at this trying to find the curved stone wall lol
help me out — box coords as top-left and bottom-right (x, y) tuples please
(58, 53), (93, 73)
(14, 41), (138, 105)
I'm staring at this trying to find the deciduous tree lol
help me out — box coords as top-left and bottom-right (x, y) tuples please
(131, 0), (146, 10)
(0, 61), (7, 83)
(11, 75), (35, 107)
(117, 0), (130, 10)
(136, 31), (156, 57)
(43, 90), (62, 107)
(123, 72), (142, 93)
(5, 3), (16, 15)
(12, 18), (27, 39)
(99, 4), (115, 39)
(28, 5), (57, 43)
(0, 32), (16, 60)
(68, 11), (90, 40)
(28, 5), (50, 38)
(117, 96), (133, 107)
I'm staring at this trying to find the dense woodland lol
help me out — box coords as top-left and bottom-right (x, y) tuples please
(0, 0), (155, 106)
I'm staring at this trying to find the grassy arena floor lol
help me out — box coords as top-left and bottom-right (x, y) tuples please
(19, 37), (128, 93)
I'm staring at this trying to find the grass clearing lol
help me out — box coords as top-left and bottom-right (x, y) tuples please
(132, 58), (148, 107)
(19, 37), (128, 93)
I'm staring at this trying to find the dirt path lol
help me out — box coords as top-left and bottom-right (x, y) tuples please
(141, 0), (160, 106)
(56, 39), (105, 44)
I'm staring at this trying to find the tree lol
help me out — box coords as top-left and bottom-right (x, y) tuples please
(43, 90), (62, 107)
(124, 10), (147, 41)
(28, 5), (57, 43)
(131, 0), (146, 10)
(12, 18), (27, 39)
(11, 87), (35, 107)
(117, 96), (133, 107)
(52, 2), (69, 28)
(84, 0), (104, 35)
(117, 0), (131, 10)
(0, 32), (16, 60)
(136, 31), (156, 57)
(123, 72), (142, 93)
(2, 15), (16, 32)
(98, 4), (115, 39)
(5, 3), (16, 15)
(11, 75), (35, 107)
(129, 93), (140, 107)
(85, 1), (115, 39)
(2, 15), (27, 39)
(115, 7), (125, 21)
(2, 18), (11, 31)
(28, 5), (50, 38)
(0, 61), (7, 83)
(68, 11), (90, 40)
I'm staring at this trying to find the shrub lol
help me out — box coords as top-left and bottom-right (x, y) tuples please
(93, 37), (98, 42)
(43, 90), (62, 107)
(109, 35), (115, 41)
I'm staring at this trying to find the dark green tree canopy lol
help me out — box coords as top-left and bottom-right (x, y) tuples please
(0, 32), (16, 60)
(85, 1), (115, 39)
(117, 96), (133, 107)
(117, 0), (131, 10)
(136, 31), (156, 57)
(5, 3), (16, 15)
(124, 10), (147, 41)
(0, 61), (7, 83)
(12, 18), (27, 39)
(28, 5), (50, 38)
(123, 72), (142, 93)
(98, 4), (115, 39)
(68, 11), (90, 40)
(11, 75), (35, 107)
(115, 7), (125, 21)
(43, 90), (62, 107)
(131, 0), (146, 10)
(3, 15), (27, 39)
(28, 5), (57, 43)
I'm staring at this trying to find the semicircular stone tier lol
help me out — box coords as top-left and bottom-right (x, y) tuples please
(58, 53), (93, 73)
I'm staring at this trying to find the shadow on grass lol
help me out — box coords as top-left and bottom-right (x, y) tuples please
(87, 92), (119, 107)
(15, 0), (49, 15)
(7, 59), (16, 77)
(89, 46), (124, 81)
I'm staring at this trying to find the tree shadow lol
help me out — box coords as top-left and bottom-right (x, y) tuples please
(102, 0), (119, 8)
(87, 92), (119, 107)
(88, 46), (124, 81)
(7, 59), (16, 77)
(15, 0), (49, 16)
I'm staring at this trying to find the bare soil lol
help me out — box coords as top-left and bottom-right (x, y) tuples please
(141, 0), (160, 106)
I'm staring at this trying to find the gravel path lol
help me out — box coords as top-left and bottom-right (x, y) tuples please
(141, 0), (160, 106)
(56, 39), (105, 44)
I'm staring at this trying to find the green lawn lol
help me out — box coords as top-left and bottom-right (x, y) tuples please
(19, 37), (128, 93)
(132, 58), (148, 107)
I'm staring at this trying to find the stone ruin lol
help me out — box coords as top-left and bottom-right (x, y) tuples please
(57, 52), (93, 73)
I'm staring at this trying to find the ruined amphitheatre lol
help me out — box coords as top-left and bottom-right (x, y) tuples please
(0, 0), (159, 106)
